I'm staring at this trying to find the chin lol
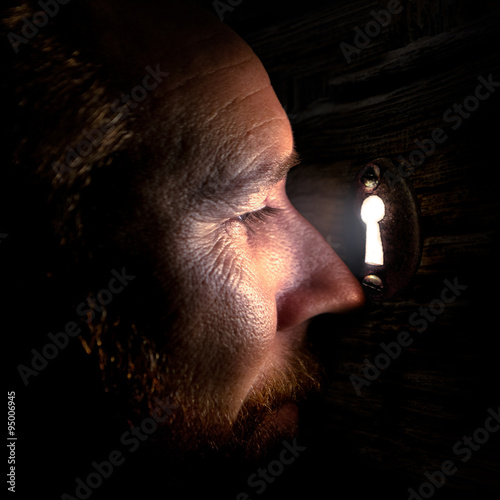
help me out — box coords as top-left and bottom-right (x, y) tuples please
(98, 328), (321, 461)
(222, 402), (300, 462)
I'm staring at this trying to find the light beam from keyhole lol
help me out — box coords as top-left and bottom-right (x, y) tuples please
(361, 195), (385, 266)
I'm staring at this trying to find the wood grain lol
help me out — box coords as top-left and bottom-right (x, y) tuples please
(228, 0), (500, 493)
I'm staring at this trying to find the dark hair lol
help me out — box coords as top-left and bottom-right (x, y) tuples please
(2, 1), (139, 266)
(2, 1), (165, 413)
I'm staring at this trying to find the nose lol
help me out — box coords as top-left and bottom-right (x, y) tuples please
(276, 208), (365, 331)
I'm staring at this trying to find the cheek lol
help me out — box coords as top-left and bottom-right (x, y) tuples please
(214, 282), (278, 395)
(163, 229), (279, 407)
(248, 215), (301, 294)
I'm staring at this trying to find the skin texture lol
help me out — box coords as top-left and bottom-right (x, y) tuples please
(4, 0), (365, 458)
(118, 1), (365, 454)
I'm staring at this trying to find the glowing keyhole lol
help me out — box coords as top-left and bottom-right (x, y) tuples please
(361, 195), (385, 266)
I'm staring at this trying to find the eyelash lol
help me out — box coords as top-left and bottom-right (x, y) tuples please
(235, 206), (283, 229)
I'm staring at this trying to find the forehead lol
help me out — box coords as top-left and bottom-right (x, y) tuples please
(138, 25), (294, 203)
(89, 1), (295, 206)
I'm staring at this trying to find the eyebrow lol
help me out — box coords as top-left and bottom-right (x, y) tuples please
(256, 147), (301, 186)
(196, 147), (301, 203)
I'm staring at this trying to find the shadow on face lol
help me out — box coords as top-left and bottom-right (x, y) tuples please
(3, 0), (364, 463)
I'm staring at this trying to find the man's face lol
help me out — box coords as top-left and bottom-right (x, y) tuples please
(86, 1), (365, 457)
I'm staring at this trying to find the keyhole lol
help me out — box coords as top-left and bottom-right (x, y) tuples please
(361, 195), (385, 265)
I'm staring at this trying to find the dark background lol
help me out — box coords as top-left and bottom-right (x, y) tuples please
(5, 0), (500, 499)
(210, 0), (500, 497)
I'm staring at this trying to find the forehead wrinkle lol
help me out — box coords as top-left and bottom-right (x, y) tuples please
(194, 146), (300, 207)
(166, 54), (256, 95)
(205, 85), (269, 125)
(244, 115), (288, 137)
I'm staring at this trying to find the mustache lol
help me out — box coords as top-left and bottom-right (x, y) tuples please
(229, 343), (323, 457)
(242, 345), (322, 411)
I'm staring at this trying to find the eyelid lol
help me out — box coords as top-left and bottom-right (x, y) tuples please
(237, 206), (283, 225)
(221, 206), (284, 236)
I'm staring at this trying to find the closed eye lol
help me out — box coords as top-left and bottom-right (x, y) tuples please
(226, 206), (284, 235)
(237, 206), (283, 225)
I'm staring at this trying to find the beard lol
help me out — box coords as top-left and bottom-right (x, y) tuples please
(147, 339), (323, 462)
(88, 310), (323, 461)
(227, 343), (322, 459)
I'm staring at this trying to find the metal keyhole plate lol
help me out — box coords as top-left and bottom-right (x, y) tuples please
(354, 158), (422, 301)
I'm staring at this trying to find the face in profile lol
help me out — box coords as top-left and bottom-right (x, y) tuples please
(5, 0), (364, 459)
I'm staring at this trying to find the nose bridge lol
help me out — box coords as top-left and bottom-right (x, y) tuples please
(276, 209), (365, 331)
(302, 215), (363, 303)
(290, 207), (341, 279)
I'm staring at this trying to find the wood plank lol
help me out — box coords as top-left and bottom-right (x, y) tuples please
(228, 0), (500, 493)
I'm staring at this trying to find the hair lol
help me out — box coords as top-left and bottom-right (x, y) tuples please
(2, 1), (137, 261)
(1, 0), (238, 427)
(1, 1), (167, 417)
(2, 0), (322, 462)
